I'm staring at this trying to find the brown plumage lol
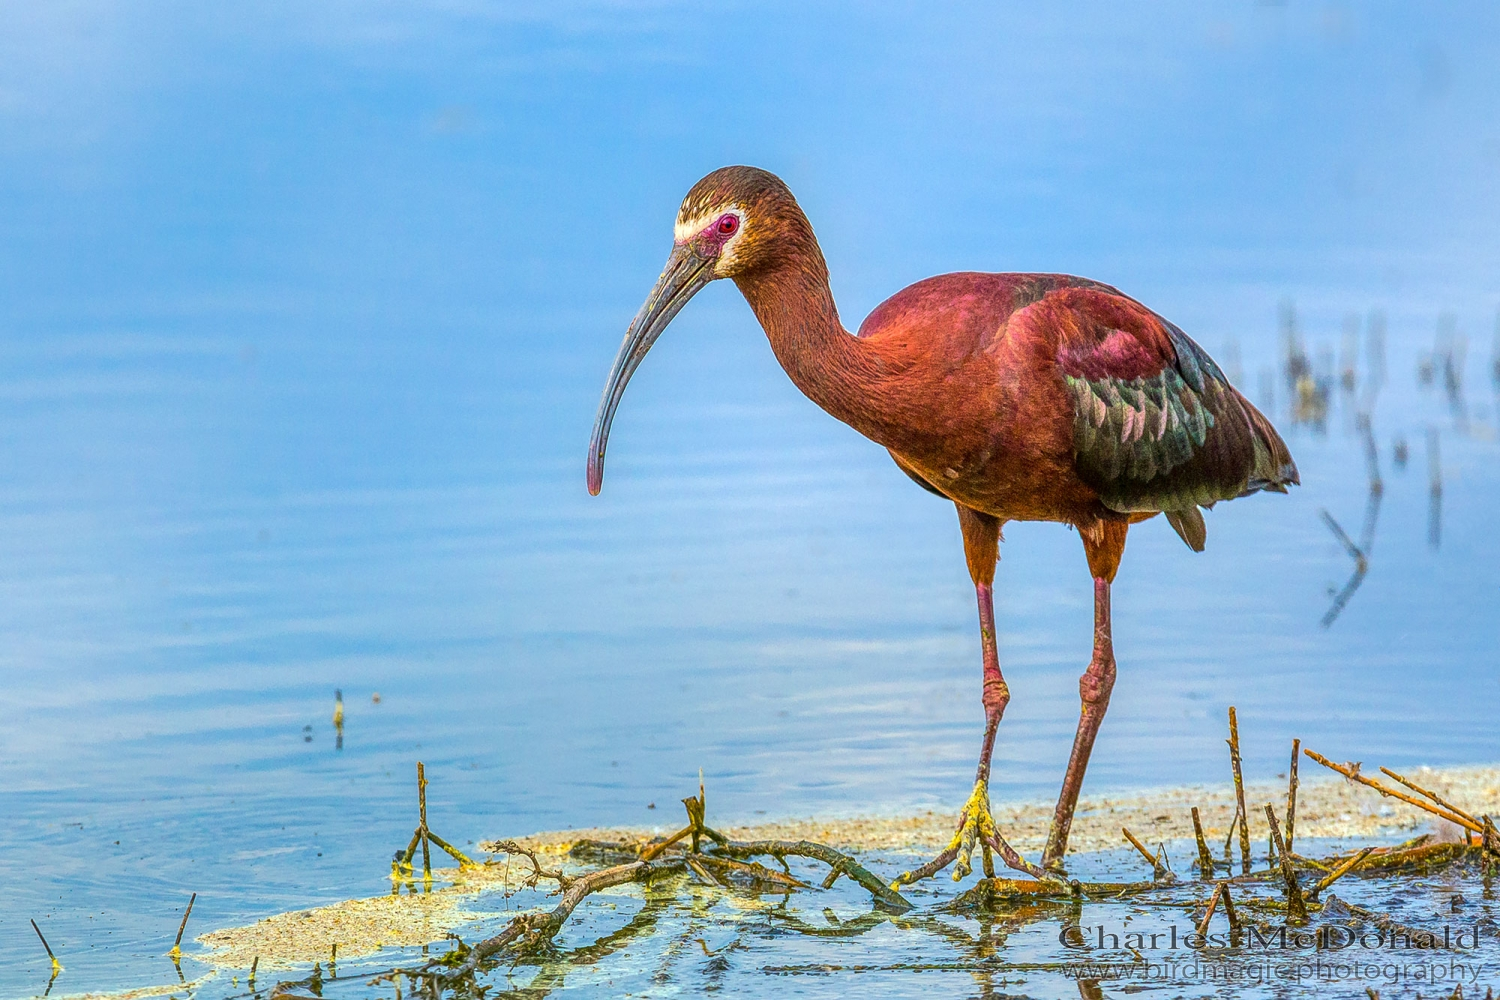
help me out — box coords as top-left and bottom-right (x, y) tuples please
(589, 166), (1297, 882)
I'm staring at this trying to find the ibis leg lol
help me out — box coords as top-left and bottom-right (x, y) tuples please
(896, 505), (1038, 888)
(1042, 521), (1127, 869)
(973, 577), (1009, 787)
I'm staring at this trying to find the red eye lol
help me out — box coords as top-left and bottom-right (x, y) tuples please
(717, 215), (739, 236)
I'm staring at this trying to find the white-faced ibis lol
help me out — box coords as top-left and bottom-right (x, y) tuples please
(588, 166), (1298, 884)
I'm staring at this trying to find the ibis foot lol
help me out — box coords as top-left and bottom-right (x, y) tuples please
(891, 780), (1058, 889)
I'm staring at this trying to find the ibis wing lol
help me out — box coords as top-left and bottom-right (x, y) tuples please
(1040, 288), (1297, 525)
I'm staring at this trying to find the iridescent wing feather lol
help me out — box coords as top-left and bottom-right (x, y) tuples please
(1037, 284), (1297, 549)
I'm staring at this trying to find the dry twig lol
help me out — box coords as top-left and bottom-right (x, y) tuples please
(1379, 767), (1478, 826)
(1304, 750), (1481, 833)
(434, 856), (686, 981)
(687, 854), (810, 890)
(638, 824), (694, 862)
(407, 790), (923, 990)
(716, 840), (912, 911)
(492, 840), (573, 891)
(1122, 827), (1171, 882)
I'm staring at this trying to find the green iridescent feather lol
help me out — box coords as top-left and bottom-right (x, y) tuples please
(1064, 369), (1227, 513)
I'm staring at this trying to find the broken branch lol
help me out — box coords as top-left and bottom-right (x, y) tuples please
(436, 857), (686, 981)
(1378, 767), (1478, 826)
(492, 840), (573, 891)
(1122, 827), (1171, 882)
(1304, 750), (1481, 833)
(1195, 883), (1222, 937)
(31, 919), (61, 975)
(1311, 846), (1376, 899)
(714, 839), (913, 912)
(170, 893), (196, 960)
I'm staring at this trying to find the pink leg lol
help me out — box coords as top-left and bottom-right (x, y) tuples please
(896, 505), (1033, 887)
(974, 580), (1010, 786)
(1042, 575), (1117, 868)
(893, 577), (1013, 887)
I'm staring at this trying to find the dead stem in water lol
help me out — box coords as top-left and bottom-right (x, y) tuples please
(1310, 846), (1376, 900)
(1263, 804), (1308, 924)
(1191, 807), (1215, 878)
(1121, 827), (1172, 882)
(1228, 707), (1251, 874)
(31, 918), (61, 978)
(393, 762), (476, 887)
(1286, 738), (1301, 855)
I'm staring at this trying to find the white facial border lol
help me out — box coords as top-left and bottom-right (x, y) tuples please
(674, 205), (747, 276)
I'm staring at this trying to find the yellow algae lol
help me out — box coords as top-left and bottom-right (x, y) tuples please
(197, 891), (474, 969)
(195, 859), (547, 969)
(51, 972), (218, 1000)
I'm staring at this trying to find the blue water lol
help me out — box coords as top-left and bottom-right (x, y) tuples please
(1, 2), (1498, 995)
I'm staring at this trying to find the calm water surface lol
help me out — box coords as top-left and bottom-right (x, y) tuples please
(1, 2), (1498, 995)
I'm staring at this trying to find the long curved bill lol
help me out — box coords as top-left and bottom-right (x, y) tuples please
(587, 243), (715, 495)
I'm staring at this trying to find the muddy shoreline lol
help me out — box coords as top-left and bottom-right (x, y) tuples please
(193, 764), (1499, 970)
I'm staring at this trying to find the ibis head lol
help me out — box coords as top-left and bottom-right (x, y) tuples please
(586, 166), (804, 495)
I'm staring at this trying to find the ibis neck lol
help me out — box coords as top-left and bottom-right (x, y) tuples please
(734, 252), (896, 445)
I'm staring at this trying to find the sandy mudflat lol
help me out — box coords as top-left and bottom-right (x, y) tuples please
(505, 763), (1500, 857)
(195, 764), (1500, 971)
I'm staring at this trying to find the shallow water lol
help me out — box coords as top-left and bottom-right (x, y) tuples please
(162, 838), (1500, 1000)
(2, 2), (1499, 996)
